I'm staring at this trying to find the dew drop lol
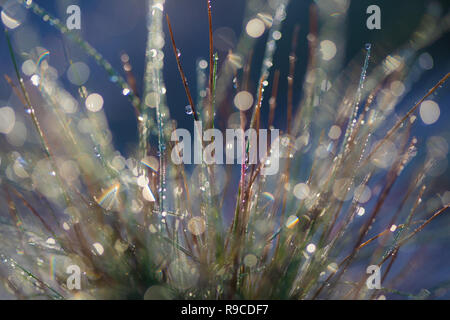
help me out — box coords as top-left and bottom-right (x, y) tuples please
(85, 93), (104, 112)
(93, 242), (104, 255)
(306, 243), (316, 253)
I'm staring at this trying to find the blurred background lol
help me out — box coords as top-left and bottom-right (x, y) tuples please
(0, 0), (449, 299)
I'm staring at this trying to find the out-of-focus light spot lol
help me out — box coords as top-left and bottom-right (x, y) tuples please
(13, 158), (28, 178)
(6, 121), (26, 147)
(307, 33), (316, 42)
(46, 238), (56, 245)
(234, 91), (254, 111)
(390, 224), (397, 232)
(67, 62), (90, 86)
(137, 175), (149, 187)
(1, 11), (20, 29)
(321, 79), (332, 91)
(371, 140), (397, 168)
(306, 243), (316, 253)
(188, 217), (206, 236)
(357, 207), (365, 216)
(246, 18), (265, 38)
(293, 183), (310, 200)
(327, 262), (338, 273)
(111, 155), (126, 171)
(0, 107), (16, 134)
(130, 199), (143, 213)
(198, 59), (208, 69)
(320, 40), (337, 61)
(122, 61), (132, 71)
(143, 185), (156, 202)
(31, 74), (40, 86)
(85, 93), (104, 112)
(295, 133), (310, 151)
(114, 239), (128, 254)
(120, 53), (129, 63)
(441, 191), (450, 206)
(354, 184), (371, 203)
(1, 1), (26, 29)
(383, 55), (402, 73)
(77, 118), (92, 134)
(22, 59), (37, 76)
(149, 224), (158, 233)
(332, 178), (353, 201)
(32, 159), (61, 199)
(243, 254), (258, 267)
(227, 112), (243, 129)
(419, 52), (433, 70)
(420, 100), (440, 125)
(93, 242), (104, 255)
(151, 33), (165, 49)
(213, 27), (236, 52)
(144, 285), (173, 300)
(59, 160), (80, 183)
(286, 215), (299, 229)
(390, 81), (405, 97)
(152, 2), (164, 12)
(145, 92), (160, 108)
(122, 88), (131, 96)
(173, 186), (183, 196)
(427, 136), (448, 159)
(228, 52), (243, 69)
(97, 183), (120, 208)
(43, 66), (59, 82)
(272, 30), (282, 40)
(257, 13), (273, 27)
(63, 222), (70, 231)
(328, 125), (341, 140)
(427, 157), (448, 177)
(316, 0), (350, 14)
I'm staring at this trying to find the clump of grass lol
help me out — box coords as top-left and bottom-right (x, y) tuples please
(0, 0), (449, 300)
